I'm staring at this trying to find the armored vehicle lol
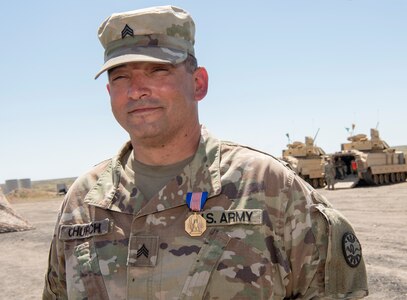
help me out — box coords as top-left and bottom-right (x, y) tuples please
(330, 128), (407, 188)
(0, 188), (34, 233)
(282, 136), (326, 188)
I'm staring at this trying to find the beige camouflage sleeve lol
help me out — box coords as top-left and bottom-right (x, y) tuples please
(282, 176), (368, 298)
(42, 162), (109, 300)
(280, 176), (324, 298)
(43, 211), (68, 300)
(310, 189), (368, 299)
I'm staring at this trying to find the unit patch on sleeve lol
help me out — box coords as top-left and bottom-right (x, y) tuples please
(342, 232), (362, 268)
(201, 209), (263, 226)
(59, 218), (112, 240)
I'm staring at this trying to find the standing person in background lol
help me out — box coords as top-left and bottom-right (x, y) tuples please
(324, 157), (336, 190)
(43, 5), (368, 299)
(336, 157), (346, 179)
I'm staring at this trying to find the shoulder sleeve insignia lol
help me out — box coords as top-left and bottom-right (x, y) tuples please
(342, 232), (362, 268)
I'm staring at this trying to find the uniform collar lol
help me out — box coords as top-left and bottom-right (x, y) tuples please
(84, 126), (222, 212)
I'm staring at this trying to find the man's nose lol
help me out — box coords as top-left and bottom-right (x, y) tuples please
(128, 76), (151, 100)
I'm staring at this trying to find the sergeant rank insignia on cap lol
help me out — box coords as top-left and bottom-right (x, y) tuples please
(121, 24), (134, 38)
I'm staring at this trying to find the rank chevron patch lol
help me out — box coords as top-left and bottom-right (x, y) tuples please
(137, 244), (149, 258)
(121, 24), (134, 38)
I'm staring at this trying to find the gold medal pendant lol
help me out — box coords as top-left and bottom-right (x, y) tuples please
(185, 213), (207, 237)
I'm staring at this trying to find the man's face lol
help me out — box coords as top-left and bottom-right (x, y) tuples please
(107, 61), (207, 147)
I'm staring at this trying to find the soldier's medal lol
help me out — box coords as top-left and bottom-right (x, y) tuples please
(185, 191), (208, 237)
(185, 213), (207, 236)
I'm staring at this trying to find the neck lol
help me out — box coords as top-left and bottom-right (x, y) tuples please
(131, 123), (201, 166)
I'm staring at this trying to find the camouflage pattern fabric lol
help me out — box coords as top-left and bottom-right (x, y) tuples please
(43, 127), (368, 299)
(95, 5), (195, 79)
(324, 162), (336, 190)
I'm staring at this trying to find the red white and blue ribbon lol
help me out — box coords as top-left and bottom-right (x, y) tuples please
(186, 192), (208, 212)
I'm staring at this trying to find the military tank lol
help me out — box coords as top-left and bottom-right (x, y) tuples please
(330, 128), (407, 188)
(282, 136), (326, 188)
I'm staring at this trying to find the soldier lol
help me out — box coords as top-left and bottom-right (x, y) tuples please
(43, 6), (368, 299)
(336, 157), (346, 179)
(324, 158), (336, 190)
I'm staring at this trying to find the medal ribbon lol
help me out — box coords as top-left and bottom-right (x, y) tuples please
(186, 192), (208, 212)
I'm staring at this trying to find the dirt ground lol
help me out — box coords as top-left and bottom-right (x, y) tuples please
(0, 182), (406, 299)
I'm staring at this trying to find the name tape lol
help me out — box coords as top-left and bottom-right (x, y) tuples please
(59, 218), (112, 240)
(201, 209), (263, 226)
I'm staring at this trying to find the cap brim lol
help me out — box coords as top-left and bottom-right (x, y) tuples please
(95, 47), (188, 79)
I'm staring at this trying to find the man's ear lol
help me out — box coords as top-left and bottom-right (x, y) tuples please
(194, 67), (208, 101)
(106, 83), (111, 95)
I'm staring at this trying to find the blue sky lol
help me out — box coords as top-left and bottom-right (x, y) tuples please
(0, 0), (406, 183)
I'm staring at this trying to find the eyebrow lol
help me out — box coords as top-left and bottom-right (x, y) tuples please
(108, 65), (126, 75)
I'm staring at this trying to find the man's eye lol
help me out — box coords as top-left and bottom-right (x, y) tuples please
(152, 67), (169, 73)
(112, 75), (127, 81)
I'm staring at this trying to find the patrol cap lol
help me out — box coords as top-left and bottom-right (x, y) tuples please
(95, 5), (195, 79)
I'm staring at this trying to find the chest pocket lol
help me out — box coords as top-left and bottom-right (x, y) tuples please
(180, 228), (275, 299)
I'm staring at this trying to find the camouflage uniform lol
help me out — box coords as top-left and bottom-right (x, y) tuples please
(324, 161), (336, 190)
(336, 158), (346, 180)
(43, 127), (368, 299)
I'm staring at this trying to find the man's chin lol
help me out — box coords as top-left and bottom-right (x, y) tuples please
(129, 127), (168, 145)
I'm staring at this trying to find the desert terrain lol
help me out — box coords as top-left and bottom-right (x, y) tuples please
(0, 181), (406, 299)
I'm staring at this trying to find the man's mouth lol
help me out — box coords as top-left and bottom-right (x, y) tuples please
(128, 106), (162, 115)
